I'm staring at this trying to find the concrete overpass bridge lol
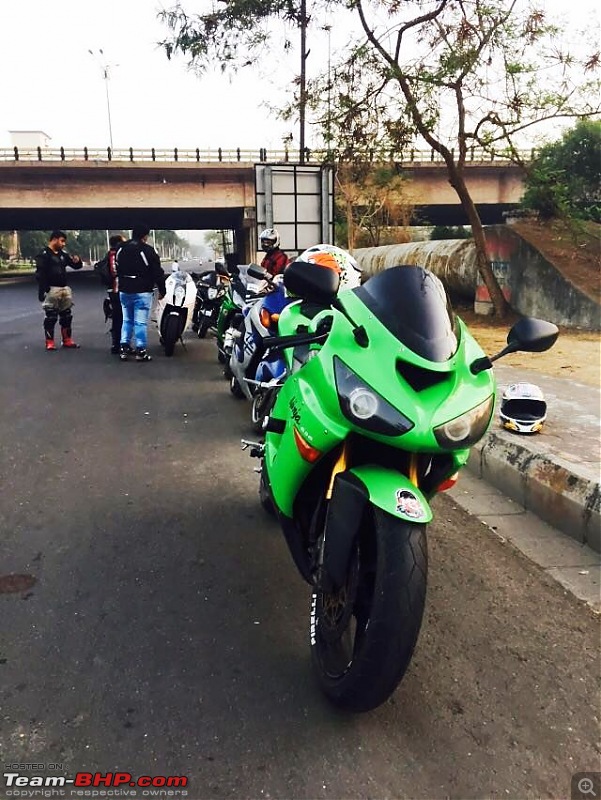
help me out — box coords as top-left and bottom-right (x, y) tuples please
(0, 146), (528, 260)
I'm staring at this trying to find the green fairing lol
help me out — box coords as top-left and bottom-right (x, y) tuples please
(215, 290), (238, 348)
(349, 465), (433, 523)
(265, 290), (495, 518)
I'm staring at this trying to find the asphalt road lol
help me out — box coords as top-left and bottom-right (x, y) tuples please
(0, 272), (599, 800)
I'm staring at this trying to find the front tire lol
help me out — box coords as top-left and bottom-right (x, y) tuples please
(251, 389), (273, 433)
(163, 315), (181, 357)
(197, 317), (211, 339)
(311, 505), (427, 712)
(230, 375), (245, 399)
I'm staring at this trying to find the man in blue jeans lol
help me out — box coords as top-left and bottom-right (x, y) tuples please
(116, 225), (166, 362)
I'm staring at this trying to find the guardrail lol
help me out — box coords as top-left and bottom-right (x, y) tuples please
(0, 146), (536, 165)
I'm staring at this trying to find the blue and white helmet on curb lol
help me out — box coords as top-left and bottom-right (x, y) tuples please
(500, 382), (547, 434)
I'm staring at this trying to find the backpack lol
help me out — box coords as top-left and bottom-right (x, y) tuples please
(94, 254), (112, 288)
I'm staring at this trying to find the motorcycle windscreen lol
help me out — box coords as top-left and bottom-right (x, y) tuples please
(354, 265), (458, 362)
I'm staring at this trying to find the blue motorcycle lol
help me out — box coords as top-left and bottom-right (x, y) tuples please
(228, 265), (292, 430)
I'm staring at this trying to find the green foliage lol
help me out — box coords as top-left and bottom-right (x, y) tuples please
(15, 229), (188, 261)
(0, 232), (11, 260)
(158, 1), (305, 71)
(522, 120), (601, 221)
(335, 162), (415, 248)
(19, 231), (49, 259)
(430, 226), (473, 240)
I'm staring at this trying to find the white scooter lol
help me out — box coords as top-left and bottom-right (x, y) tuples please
(153, 266), (197, 356)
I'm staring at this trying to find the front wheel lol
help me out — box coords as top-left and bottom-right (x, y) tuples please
(230, 375), (245, 399)
(311, 505), (427, 712)
(251, 389), (274, 433)
(163, 314), (181, 357)
(197, 317), (211, 339)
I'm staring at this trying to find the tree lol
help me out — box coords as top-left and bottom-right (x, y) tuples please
(315, 1), (599, 316)
(0, 232), (12, 261)
(19, 231), (49, 260)
(203, 230), (227, 259)
(159, 0), (315, 158)
(336, 163), (415, 248)
(521, 119), (601, 221)
(159, 0), (600, 317)
(153, 230), (189, 259)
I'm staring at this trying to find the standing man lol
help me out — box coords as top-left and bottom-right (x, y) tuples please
(259, 228), (289, 277)
(116, 225), (166, 362)
(35, 230), (83, 350)
(99, 233), (126, 354)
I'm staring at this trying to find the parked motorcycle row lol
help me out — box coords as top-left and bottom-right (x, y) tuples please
(191, 255), (560, 712)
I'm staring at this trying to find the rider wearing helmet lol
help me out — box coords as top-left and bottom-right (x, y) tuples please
(259, 228), (289, 277)
(499, 382), (547, 434)
(298, 244), (363, 291)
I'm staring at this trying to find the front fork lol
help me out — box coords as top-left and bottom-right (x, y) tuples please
(326, 441), (420, 498)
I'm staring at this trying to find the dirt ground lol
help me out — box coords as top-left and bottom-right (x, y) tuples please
(512, 218), (600, 303)
(458, 307), (600, 387)
(458, 218), (600, 387)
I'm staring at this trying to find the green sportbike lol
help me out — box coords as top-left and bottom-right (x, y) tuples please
(246, 262), (558, 712)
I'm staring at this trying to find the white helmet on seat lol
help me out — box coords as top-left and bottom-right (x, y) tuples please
(298, 244), (363, 291)
(500, 382), (547, 434)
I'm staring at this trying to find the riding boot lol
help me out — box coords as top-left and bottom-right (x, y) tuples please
(61, 326), (80, 349)
(44, 320), (56, 351)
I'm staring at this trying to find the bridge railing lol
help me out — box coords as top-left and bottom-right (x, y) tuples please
(0, 146), (536, 165)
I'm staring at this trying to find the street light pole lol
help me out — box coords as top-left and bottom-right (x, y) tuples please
(88, 48), (117, 150)
(323, 24), (332, 157)
(299, 0), (307, 164)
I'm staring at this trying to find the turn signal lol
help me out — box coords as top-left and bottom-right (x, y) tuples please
(436, 472), (459, 492)
(260, 308), (272, 328)
(293, 427), (322, 463)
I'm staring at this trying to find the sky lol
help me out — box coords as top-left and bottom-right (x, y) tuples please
(3, 0), (597, 155)
(0, 0), (304, 153)
(1, 0), (598, 244)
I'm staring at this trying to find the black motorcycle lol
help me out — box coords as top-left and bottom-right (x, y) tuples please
(192, 264), (229, 339)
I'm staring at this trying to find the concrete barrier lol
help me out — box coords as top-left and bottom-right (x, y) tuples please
(353, 225), (601, 330)
(468, 430), (600, 553)
(467, 365), (601, 553)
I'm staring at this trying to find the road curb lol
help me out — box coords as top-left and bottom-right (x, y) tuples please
(468, 431), (601, 553)
(0, 272), (35, 284)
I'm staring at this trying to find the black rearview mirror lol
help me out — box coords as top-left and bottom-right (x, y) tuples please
(470, 317), (559, 374)
(247, 263), (268, 280)
(507, 317), (559, 353)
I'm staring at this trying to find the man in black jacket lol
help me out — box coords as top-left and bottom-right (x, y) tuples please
(35, 230), (83, 350)
(116, 225), (166, 362)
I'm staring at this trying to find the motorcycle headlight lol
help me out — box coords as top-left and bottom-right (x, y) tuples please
(174, 285), (186, 305)
(208, 287), (218, 299)
(433, 395), (494, 449)
(334, 357), (413, 437)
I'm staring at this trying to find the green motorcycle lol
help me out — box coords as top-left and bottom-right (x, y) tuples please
(247, 262), (558, 712)
(214, 263), (247, 365)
